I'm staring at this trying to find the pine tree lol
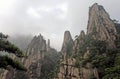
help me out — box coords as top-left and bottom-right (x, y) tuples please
(0, 32), (27, 71)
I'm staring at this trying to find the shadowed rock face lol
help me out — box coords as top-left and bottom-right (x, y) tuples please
(87, 3), (117, 48)
(61, 31), (73, 54)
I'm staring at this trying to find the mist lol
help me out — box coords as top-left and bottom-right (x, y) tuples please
(0, 0), (120, 50)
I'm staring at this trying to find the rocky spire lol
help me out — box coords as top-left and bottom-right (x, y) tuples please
(48, 39), (50, 47)
(79, 30), (85, 39)
(87, 3), (117, 48)
(22, 34), (47, 79)
(47, 39), (50, 51)
(61, 31), (73, 54)
(26, 34), (46, 55)
(73, 30), (85, 54)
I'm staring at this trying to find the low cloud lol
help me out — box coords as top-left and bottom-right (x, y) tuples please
(0, 0), (120, 50)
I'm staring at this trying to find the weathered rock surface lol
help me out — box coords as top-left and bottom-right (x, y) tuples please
(61, 31), (73, 54)
(61, 30), (74, 62)
(87, 3), (117, 48)
(1, 34), (47, 79)
(0, 3), (119, 79)
(55, 31), (80, 79)
(55, 58), (80, 79)
(23, 34), (46, 79)
(73, 30), (85, 54)
(55, 3), (117, 79)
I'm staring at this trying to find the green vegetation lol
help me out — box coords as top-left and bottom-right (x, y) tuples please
(40, 49), (61, 79)
(0, 55), (27, 71)
(0, 32), (27, 71)
(73, 30), (120, 79)
(85, 40), (119, 78)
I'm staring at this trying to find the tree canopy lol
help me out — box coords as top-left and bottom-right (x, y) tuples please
(0, 32), (27, 71)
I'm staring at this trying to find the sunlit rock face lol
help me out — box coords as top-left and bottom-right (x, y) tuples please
(87, 3), (117, 48)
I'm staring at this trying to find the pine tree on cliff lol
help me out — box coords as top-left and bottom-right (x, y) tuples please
(0, 32), (27, 71)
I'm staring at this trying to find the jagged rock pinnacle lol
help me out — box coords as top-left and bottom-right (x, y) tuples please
(79, 30), (85, 39)
(61, 30), (73, 54)
(87, 3), (117, 48)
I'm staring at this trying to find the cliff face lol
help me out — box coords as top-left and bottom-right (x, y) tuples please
(55, 31), (81, 79)
(1, 34), (47, 79)
(0, 33), (59, 79)
(23, 34), (46, 79)
(72, 3), (118, 79)
(87, 3), (117, 48)
(75, 3), (118, 79)
(55, 3), (118, 79)
(0, 3), (119, 79)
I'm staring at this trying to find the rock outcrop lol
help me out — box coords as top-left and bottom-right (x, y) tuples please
(55, 31), (81, 79)
(0, 3), (119, 79)
(0, 33), (59, 79)
(73, 30), (85, 54)
(23, 34), (46, 79)
(87, 3), (117, 48)
(47, 39), (50, 51)
(73, 3), (118, 79)
(55, 3), (118, 79)
(61, 30), (74, 61)
(61, 31), (73, 54)
(1, 34), (47, 79)
(55, 58), (81, 79)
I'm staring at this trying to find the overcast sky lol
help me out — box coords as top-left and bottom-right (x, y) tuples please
(0, 0), (120, 50)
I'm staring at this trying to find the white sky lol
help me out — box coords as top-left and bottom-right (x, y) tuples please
(0, 0), (120, 50)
